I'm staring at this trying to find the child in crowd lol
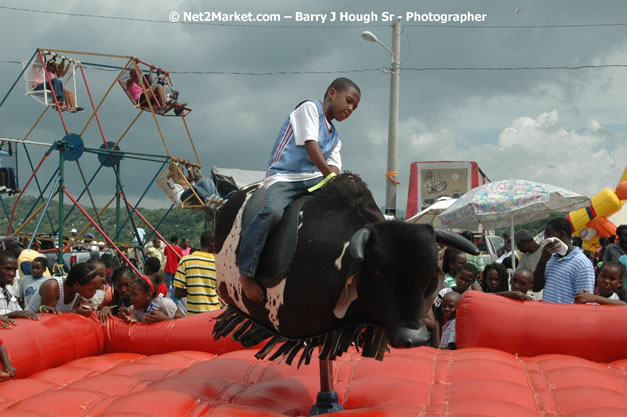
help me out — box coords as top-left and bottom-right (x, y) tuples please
(0, 341), (15, 381)
(442, 248), (467, 288)
(180, 238), (191, 256)
(496, 268), (536, 301)
(454, 263), (479, 294)
(0, 251), (39, 327)
(124, 276), (184, 323)
(87, 258), (108, 307)
(238, 78), (361, 301)
(439, 291), (461, 350)
(144, 257), (167, 297)
(481, 263), (509, 293)
(96, 266), (135, 323)
(26, 262), (103, 315)
(574, 261), (626, 305)
(16, 256), (47, 309)
(433, 263), (478, 322)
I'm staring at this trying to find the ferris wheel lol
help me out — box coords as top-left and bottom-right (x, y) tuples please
(0, 48), (212, 272)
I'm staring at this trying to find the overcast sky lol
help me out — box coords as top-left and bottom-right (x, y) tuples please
(1, 0), (626, 218)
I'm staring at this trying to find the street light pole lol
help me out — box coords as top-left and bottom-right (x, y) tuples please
(386, 19), (401, 218)
(362, 19), (401, 217)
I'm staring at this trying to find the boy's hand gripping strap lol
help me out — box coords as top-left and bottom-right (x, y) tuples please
(307, 172), (337, 193)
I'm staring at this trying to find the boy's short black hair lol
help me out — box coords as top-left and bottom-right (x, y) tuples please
(200, 230), (214, 249)
(324, 77), (360, 100)
(32, 256), (47, 267)
(603, 261), (626, 280)
(513, 267), (534, 279)
(458, 262), (477, 277)
(546, 217), (573, 237)
(144, 257), (161, 274)
(442, 248), (462, 275)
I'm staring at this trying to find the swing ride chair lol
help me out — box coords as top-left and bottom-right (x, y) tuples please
(156, 159), (210, 210)
(118, 59), (191, 117)
(23, 51), (82, 113)
(0, 139), (19, 195)
(0, 48), (206, 271)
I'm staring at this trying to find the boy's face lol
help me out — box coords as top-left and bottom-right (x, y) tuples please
(94, 263), (107, 282)
(597, 266), (623, 297)
(327, 87), (360, 121)
(0, 258), (17, 287)
(31, 261), (45, 278)
(455, 269), (475, 293)
(115, 274), (133, 303)
(511, 272), (533, 293)
(485, 268), (502, 292)
(131, 282), (152, 310)
(441, 294), (459, 320)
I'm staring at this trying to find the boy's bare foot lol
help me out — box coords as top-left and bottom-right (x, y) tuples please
(239, 275), (264, 302)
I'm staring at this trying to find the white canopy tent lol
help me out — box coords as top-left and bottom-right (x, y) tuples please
(406, 197), (456, 226)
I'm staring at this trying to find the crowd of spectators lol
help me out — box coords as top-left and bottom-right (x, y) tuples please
(431, 218), (626, 350)
(0, 229), (222, 379)
(0, 217), (623, 376)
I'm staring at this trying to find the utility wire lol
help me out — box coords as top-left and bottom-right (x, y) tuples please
(3, 60), (627, 75)
(2, 5), (627, 29)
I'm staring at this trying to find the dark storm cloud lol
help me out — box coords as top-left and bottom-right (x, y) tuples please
(1, 0), (626, 213)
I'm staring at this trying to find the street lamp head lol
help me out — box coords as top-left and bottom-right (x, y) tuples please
(361, 31), (379, 43)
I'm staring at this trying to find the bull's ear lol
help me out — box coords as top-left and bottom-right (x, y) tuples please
(435, 228), (479, 255)
(349, 228), (370, 261)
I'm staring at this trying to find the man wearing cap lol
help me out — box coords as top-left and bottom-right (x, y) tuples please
(68, 228), (79, 251)
(515, 229), (545, 273)
(81, 233), (99, 252)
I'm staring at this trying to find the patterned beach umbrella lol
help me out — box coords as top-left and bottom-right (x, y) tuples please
(439, 179), (590, 230)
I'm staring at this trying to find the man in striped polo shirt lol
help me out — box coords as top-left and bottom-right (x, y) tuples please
(533, 217), (594, 303)
(173, 231), (221, 314)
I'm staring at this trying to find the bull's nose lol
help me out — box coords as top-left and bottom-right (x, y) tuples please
(389, 326), (430, 349)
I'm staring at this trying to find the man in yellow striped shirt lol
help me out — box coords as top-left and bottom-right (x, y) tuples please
(173, 231), (221, 314)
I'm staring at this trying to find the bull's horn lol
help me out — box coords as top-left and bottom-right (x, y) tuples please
(435, 229), (480, 255)
(349, 228), (370, 261)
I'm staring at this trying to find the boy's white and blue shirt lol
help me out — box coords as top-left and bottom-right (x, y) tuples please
(543, 247), (595, 304)
(265, 100), (341, 188)
(0, 286), (21, 315)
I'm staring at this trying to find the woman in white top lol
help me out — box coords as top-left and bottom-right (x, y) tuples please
(26, 262), (104, 315)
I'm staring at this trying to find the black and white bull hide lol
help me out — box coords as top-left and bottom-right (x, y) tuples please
(213, 173), (477, 366)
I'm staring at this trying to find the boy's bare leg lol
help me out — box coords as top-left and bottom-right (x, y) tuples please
(239, 274), (264, 302)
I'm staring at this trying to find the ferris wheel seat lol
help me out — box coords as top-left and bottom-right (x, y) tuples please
(25, 88), (55, 105)
(25, 88), (54, 97)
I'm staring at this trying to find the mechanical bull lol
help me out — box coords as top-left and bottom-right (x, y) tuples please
(213, 173), (477, 366)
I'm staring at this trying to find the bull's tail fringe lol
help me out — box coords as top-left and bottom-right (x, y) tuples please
(212, 306), (388, 367)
